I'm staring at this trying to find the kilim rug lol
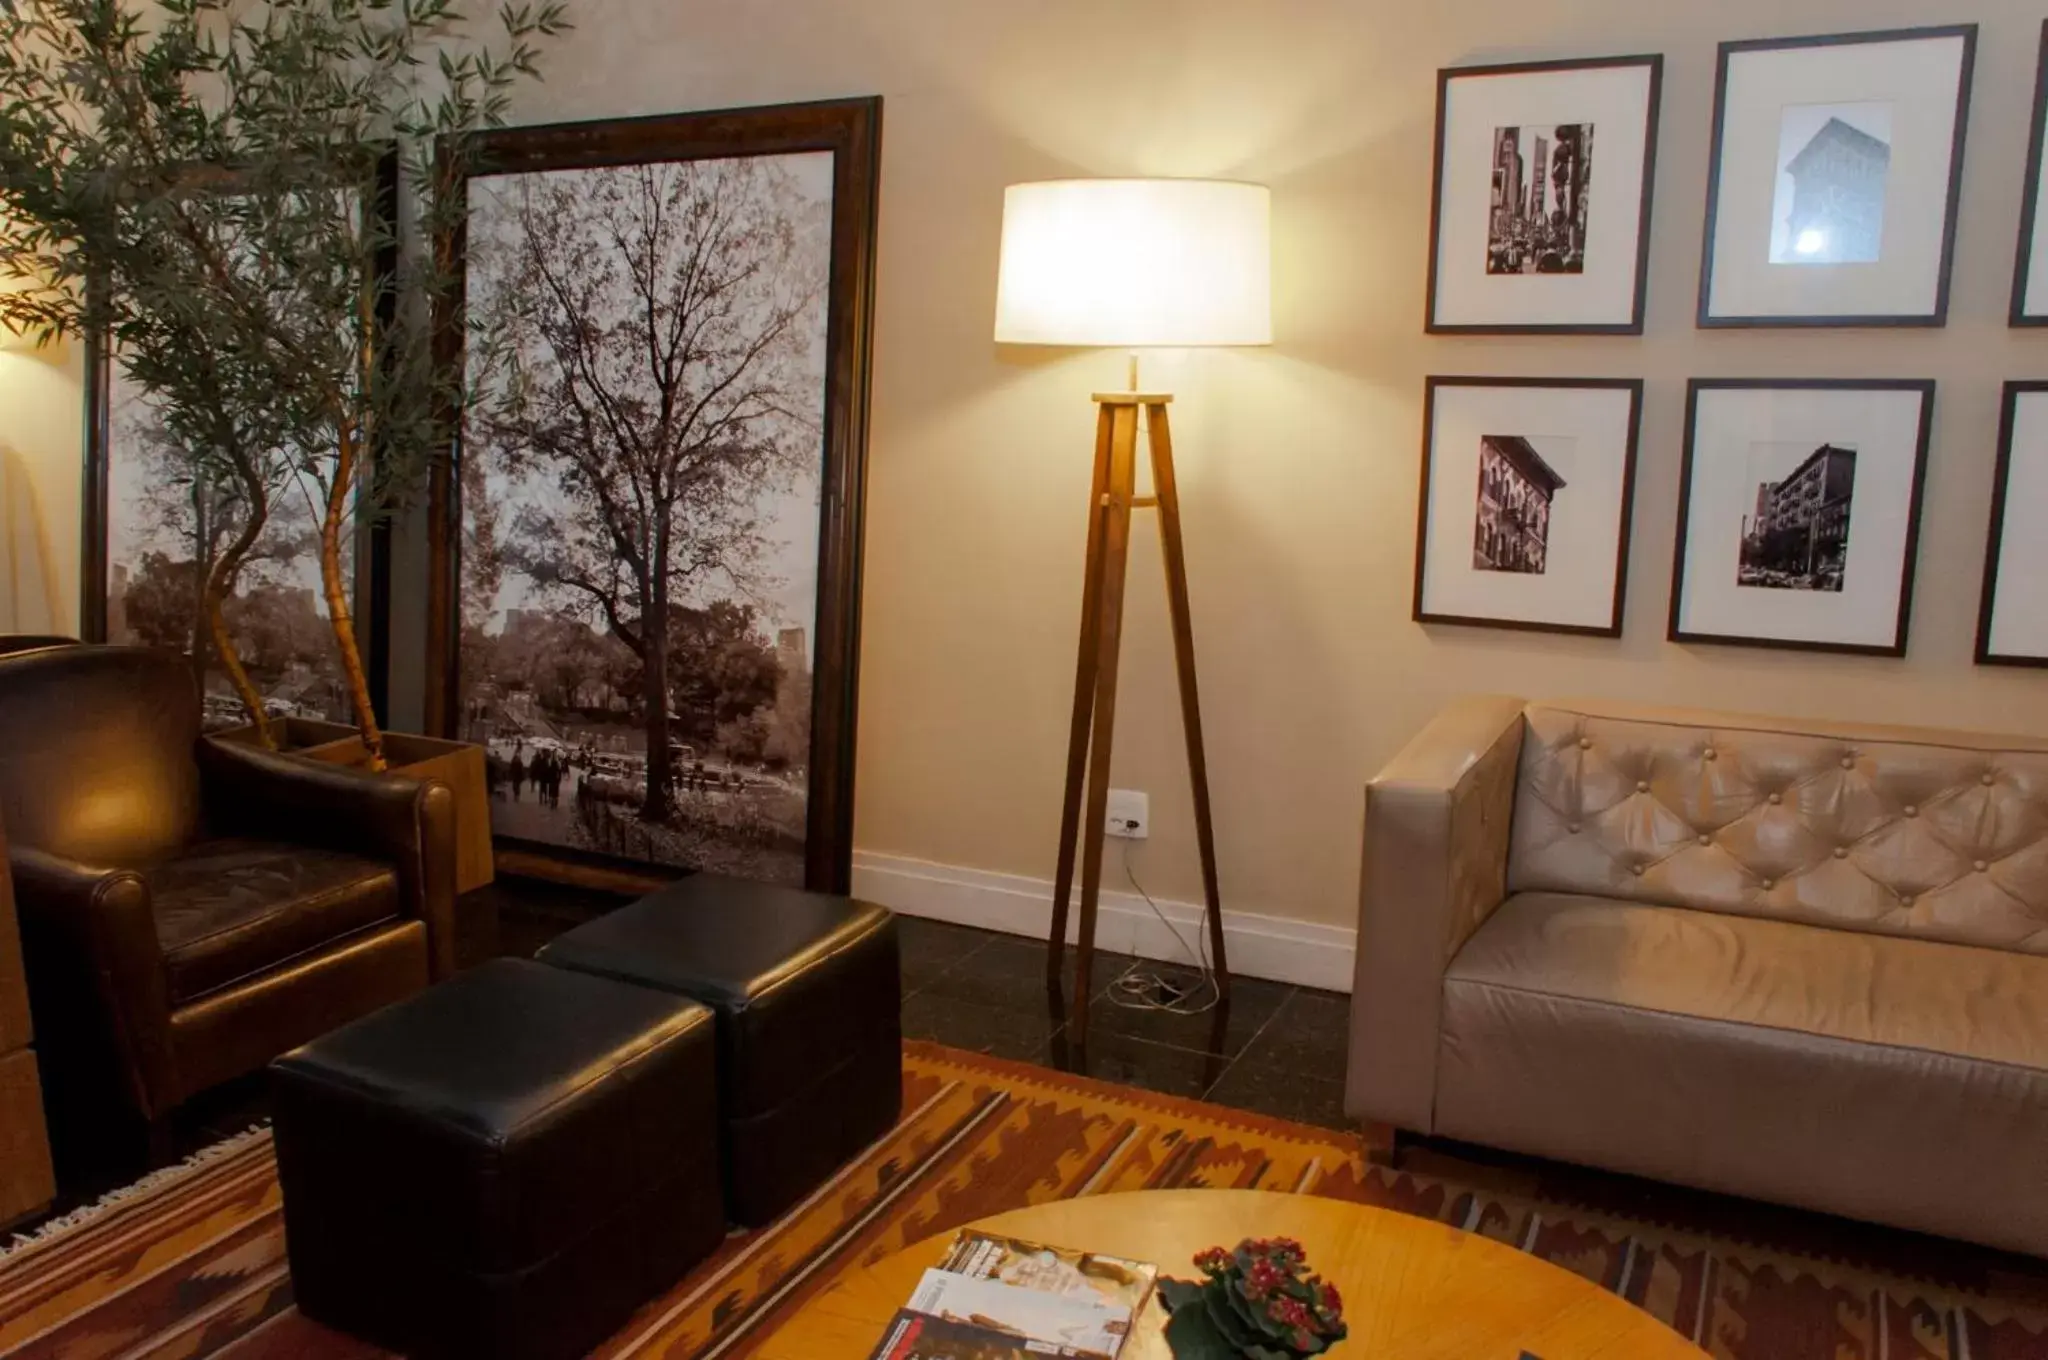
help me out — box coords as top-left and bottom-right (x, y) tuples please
(1, 1040), (2043, 1359)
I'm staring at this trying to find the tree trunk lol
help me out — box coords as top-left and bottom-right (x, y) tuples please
(640, 552), (674, 824)
(324, 421), (384, 771)
(204, 494), (274, 750)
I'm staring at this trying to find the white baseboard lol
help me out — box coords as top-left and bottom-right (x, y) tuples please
(851, 850), (1355, 994)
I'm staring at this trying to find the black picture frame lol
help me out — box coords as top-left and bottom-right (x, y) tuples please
(1697, 25), (1977, 330)
(80, 150), (398, 722)
(425, 96), (882, 896)
(1425, 54), (1664, 336)
(2011, 24), (2048, 327)
(1667, 377), (1934, 657)
(1974, 381), (2048, 666)
(1412, 375), (1643, 638)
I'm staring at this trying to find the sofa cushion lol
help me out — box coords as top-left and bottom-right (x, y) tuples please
(1508, 702), (2048, 955)
(152, 839), (400, 1002)
(1434, 892), (2048, 1255)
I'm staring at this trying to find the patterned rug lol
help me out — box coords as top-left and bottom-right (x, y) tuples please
(1, 1041), (2042, 1359)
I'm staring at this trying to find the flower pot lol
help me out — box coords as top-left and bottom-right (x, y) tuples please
(212, 719), (495, 894)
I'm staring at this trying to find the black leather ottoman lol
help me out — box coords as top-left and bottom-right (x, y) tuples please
(270, 959), (725, 1360)
(538, 874), (901, 1226)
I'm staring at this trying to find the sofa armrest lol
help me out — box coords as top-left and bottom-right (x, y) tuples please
(10, 844), (177, 1117)
(196, 738), (459, 980)
(1345, 695), (1526, 1134)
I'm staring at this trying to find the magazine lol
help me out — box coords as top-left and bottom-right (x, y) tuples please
(905, 1268), (1129, 1356)
(937, 1231), (1158, 1317)
(865, 1308), (1099, 1360)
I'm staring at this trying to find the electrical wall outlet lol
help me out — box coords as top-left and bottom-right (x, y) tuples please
(1105, 788), (1149, 840)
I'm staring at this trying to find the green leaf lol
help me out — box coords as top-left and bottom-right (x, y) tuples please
(1163, 1307), (1244, 1360)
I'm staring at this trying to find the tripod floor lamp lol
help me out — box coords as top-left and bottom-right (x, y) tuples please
(992, 178), (1272, 1045)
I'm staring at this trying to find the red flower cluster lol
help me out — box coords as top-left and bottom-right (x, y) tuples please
(1186, 1235), (1347, 1352)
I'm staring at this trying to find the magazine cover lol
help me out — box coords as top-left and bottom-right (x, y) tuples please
(864, 1308), (1100, 1360)
(939, 1232), (1158, 1316)
(905, 1268), (1129, 1356)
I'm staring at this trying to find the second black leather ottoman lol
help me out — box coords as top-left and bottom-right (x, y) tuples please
(538, 873), (901, 1225)
(270, 959), (725, 1360)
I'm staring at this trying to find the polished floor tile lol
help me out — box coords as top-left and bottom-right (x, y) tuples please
(1081, 962), (1291, 1060)
(913, 933), (1070, 1016)
(1232, 987), (1350, 1083)
(1051, 1028), (1227, 1100)
(897, 916), (995, 994)
(1204, 1058), (1349, 1131)
(902, 991), (1064, 1063)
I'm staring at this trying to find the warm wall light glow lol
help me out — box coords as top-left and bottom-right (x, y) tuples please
(994, 179), (1272, 348)
(0, 268), (40, 354)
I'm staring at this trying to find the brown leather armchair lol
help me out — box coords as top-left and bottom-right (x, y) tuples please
(0, 644), (456, 1169)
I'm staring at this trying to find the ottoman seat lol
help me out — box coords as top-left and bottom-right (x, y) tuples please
(539, 873), (901, 1225)
(270, 959), (725, 1360)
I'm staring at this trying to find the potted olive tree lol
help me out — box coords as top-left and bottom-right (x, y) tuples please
(0, 0), (567, 890)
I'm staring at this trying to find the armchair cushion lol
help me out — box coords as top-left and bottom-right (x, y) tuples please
(151, 840), (399, 1004)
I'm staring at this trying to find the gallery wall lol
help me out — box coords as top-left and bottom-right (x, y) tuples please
(0, 343), (81, 636)
(16, 0), (2048, 947)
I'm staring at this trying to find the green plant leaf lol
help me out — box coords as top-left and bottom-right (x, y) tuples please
(1163, 1306), (1245, 1360)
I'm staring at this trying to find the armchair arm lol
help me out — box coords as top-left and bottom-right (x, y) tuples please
(1345, 695), (1526, 1134)
(9, 844), (177, 1119)
(196, 738), (458, 980)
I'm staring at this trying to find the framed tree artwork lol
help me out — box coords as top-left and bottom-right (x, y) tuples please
(1975, 382), (2048, 665)
(2011, 23), (2048, 326)
(1669, 379), (1933, 656)
(1698, 26), (1976, 328)
(429, 98), (881, 893)
(1412, 377), (1642, 636)
(1425, 54), (1663, 334)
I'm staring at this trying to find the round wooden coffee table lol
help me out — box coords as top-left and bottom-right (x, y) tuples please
(755, 1190), (1707, 1358)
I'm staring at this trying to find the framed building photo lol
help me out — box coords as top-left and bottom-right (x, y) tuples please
(1699, 26), (1976, 328)
(428, 98), (881, 892)
(1413, 377), (1642, 636)
(2010, 24), (2048, 325)
(1669, 379), (1932, 656)
(1975, 383), (2048, 664)
(1425, 55), (1663, 334)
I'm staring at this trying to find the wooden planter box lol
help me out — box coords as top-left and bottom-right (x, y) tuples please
(214, 718), (495, 895)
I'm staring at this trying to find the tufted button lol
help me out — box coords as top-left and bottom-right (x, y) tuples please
(1903, 805), (1918, 818)
(1568, 822), (1582, 834)
(1697, 834), (1711, 846)
(1630, 863), (1644, 877)
(1767, 792), (1783, 805)
(1760, 878), (1775, 890)
(1899, 894), (1915, 907)
(1702, 747), (1717, 761)
(1840, 756), (1855, 770)
(1833, 847), (1848, 859)
(1982, 772), (1996, 786)
(1636, 780), (1650, 793)
(1975, 859), (1989, 872)
(1579, 737), (1593, 750)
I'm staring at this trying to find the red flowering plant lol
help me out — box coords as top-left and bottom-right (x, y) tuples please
(1156, 1237), (1347, 1358)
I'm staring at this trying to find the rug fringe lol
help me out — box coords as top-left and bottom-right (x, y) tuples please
(0, 1124), (272, 1261)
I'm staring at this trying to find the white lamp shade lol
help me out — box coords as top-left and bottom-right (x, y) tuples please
(993, 179), (1271, 348)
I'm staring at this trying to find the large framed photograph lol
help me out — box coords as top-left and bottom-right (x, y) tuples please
(1669, 379), (1932, 656)
(1975, 383), (2048, 665)
(80, 154), (396, 727)
(1699, 26), (1976, 328)
(1413, 377), (1642, 636)
(2010, 24), (2048, 326)
(1426, 55), (1662, 334)
(428, 99), (881, 893)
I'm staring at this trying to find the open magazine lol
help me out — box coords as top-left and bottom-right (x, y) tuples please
(865, 1231), (1158, 1360)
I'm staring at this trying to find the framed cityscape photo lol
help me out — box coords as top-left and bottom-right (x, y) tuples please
(1975, 383), (2048, 664)
(2010, 24), (2048, 325)
(1669, 379), (1933, 656)
(1425, 55), (1663, 334)
(1413, 377), (1642, 636)
(427, 98), (882, 893)
(1699, 26), (1976, 328)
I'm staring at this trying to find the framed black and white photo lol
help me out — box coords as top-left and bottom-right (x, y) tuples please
(1425, 55), (1662, 334)
(1699, 26), (1976, 328)
(1975, 383), (2048, 664)
(1413, 377), (1642, 636)
(428, 99), (881, 892)
(1669, 379), (1932, 656)
(2010, 24), (2048, 325)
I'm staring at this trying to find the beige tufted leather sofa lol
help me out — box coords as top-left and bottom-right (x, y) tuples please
(1346, 695), (2048, 1257)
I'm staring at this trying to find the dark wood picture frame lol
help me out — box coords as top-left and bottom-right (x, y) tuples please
(79, 150), (398, 721)
(2010, 23), (2048, 327)
(1697, 25), (1977, 330)
(424, 96), (882, 895)
(1668, 377), (1934, 657)
(1974, 381), (2048, 666)
(1425, 54), (1664, 336)
(1412, 375), (1643, 638)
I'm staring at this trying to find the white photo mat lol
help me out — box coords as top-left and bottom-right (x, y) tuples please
(1429, 58), (1659, 331)
(2014, 25), (2048, 323)
(1979, 387), (2048, 662)
(1672, 383), (1929, 653)
(1702, 29), (1973, 323)
(1417, 380), (1638, 633)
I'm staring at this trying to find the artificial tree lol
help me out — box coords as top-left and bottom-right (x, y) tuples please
(0, 0), (567, 769)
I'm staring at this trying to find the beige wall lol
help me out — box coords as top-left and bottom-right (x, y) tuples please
(0, 342), (82, 635)
(21, 0), (2048, 938)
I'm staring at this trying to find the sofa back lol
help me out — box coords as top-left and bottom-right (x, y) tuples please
(1506, 701), (2048, 955)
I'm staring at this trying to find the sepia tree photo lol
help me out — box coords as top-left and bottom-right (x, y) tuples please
(457, 141), (837, 886)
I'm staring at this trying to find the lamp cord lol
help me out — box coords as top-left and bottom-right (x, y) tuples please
(1103, 838), (1220, 1016)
